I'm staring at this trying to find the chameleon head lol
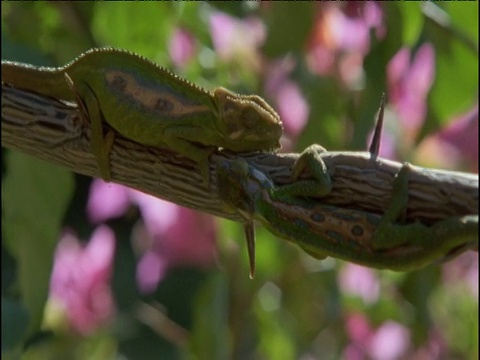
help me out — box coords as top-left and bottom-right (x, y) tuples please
(213, 87), (283, 152)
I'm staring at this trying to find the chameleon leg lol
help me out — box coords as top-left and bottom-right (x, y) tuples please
(371, 163), (411, 249)
(267, 145), (333, 258)
(275, 144), (332, 198)
(163, 127), (214, 186)
(377, 214), (478, 271)
(65, 74), (115, 181)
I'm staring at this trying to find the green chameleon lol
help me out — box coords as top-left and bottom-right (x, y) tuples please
(216, 97), (478, 277)
(2, 48), (283, 184)
(216, 154), (478, 277)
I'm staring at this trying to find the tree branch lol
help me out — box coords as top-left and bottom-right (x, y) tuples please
(2, 85), (478, 226)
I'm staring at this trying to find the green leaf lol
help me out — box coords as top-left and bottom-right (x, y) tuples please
(397, 3), (424, 46)
(91, 2), (176, 63)
(425, 3), (478, 121)
(442, 2), (478, 46)
(189, 273), (231, 359)
(263, 3), (315, 57)
(2, 152), (74, 335)
(2, 297), (29, 352)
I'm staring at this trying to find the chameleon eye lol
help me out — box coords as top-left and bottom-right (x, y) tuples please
(241, 107), (261, 129)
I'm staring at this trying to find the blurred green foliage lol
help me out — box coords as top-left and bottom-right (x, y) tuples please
(2, 2), (477, 359)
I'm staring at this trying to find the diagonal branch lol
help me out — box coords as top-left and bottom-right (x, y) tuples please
(2, 85), (478, 226)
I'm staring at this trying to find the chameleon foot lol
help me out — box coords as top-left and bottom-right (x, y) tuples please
(275, 144), (332, 198)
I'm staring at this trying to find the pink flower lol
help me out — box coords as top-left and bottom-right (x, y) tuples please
(132, 192), (217, 294)
(335, 3), (383, 54)
(414, 104), (478, 171)
(48, 226), (116, 335)
(265, 59), (309, 145)
(86, 179), (130, 224)
(387, 44), (435, 137)
(307, 3), (385, 86)
(442, 252), (478, 299)
(343, 316), (411, 360)
(345, 313), (372, 345)
(209, 12), (266, 71)
(343, 313), (373, 360)
(437, 105), (479, 171)
(338, 264), (380, 304)
(86, 181), (217, 294)
(368, 321), (410, 360)
(168, 28), (196, 69)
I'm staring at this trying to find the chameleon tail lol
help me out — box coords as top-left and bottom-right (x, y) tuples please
(2, 61), (73, 100)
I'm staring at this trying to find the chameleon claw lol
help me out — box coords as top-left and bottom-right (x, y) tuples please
(244, 222), (256, 279)
(278, 144), (331, 198)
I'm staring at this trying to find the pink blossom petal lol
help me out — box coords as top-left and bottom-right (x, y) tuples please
(84, 226), (116, 274)
(86, 179), (130, 223)
(307, 46), (335, 75)
(387, 48), (410, 103)
(265, 59), (309, 140)
(130, 193), (217, 294)
(130, 190), (180, 237)
(342, 344), (365, 360)
(169, 28), (196, 68)
(406, 44), (435, 99)
(345, 313), (372, 344)
(265, 58), (296, 94)
(416, 104), (478, 170)
(49, 226), (116, 335)
(307, 3), (385, 79)
(339, 264), (380, 304)
(442, 252), (479, 299)
(387, 44), (435, 134)
(364, 2), (384, 30)
(369, 321), (410, 360)
(209, 12), (237, 57)
(154, 207), (216, 267)
(339, 52), (365, 87)
(136, 251), (168, 294)
(209, 12), (265, 60)
(276, 81), (309, 137)
(438, 105), (479, 168)
(333, 10), (370, 54)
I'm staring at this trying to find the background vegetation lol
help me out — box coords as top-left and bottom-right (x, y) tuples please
(2, 3), (478, 359)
